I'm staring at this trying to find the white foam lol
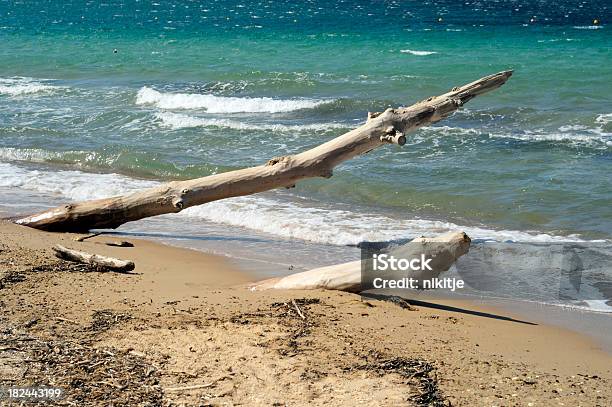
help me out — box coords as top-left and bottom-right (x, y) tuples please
(0, 147), (68, 163)
(573, 25), (603, 30)
(596, 113), (612, 124)
(400, 49), (437, 56)
(580, 300), (612, 313)
(425, 124), (611, 148)
(0, 162), (156, 201)
(0, 161), (593, 246)
(558, 124), (588, 132)
(424, 125), (480, 136)
(155, 112), (350, 132)
(181, 196), (589, 245)
(136, 87), (329, 113)
(537, 38), (579, 43)
(487, 128), (611, 148)
(0, 77), (62, 96)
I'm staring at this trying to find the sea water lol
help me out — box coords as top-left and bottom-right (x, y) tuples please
(0, 0), (610, 312)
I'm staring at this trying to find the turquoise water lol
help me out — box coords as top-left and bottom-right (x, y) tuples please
(0, 0), (610, 244)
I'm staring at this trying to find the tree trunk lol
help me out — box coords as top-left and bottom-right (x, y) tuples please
(249, 231), (471, 292)
(15, 71), (512, 232)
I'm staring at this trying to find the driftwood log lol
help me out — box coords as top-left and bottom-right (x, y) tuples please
(250, 231), (470, 292)
(52, 245), (135, 272)
(15, 71), (512, 232)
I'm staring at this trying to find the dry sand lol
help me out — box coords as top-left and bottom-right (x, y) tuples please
(0, 220), (610, 406)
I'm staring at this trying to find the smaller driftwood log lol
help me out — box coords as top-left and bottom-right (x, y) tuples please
(52, 245), (135, 273)
(250, 231), (471, 292)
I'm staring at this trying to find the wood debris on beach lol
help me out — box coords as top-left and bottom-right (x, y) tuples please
(52, 245), (135, 273)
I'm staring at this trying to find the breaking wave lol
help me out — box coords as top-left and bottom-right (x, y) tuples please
(0, 77), (63, 96)
(487, 127), (611, 148)
(596, 113), (612, 125)
(136, 87), (331, 113)
(0, 161), (592, 246)
(400, 49), (437, 56)
(422, 124), (611, 149)
(154, 112), (351, 132)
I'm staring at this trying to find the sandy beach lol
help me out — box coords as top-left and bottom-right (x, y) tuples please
(1, 0), (611, 405)
(1, 220), (610, 406)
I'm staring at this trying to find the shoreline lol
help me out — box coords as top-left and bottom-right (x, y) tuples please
(3, 203), (612, 347)
(1, 220), (610, 405)
(99, 219), (612, 352)
(144, 233), (612, 353)
(393, 290), (612, 354)
(2, 157), (609, 244)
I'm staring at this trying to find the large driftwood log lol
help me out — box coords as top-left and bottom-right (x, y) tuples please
(52, 245), (135, 272)
(250, 231), (471, 292)
(15, 71), (512, 232)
